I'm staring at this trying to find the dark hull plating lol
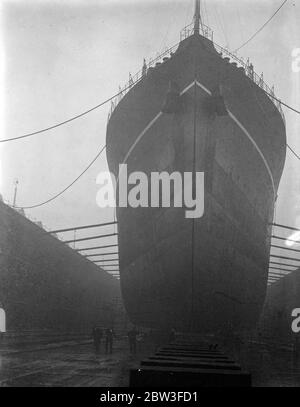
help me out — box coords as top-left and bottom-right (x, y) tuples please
(106, 34), (286, 332)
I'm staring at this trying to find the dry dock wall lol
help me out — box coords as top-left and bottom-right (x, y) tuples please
(0, 201), (120, 332)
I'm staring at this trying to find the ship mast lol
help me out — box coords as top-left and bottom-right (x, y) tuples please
(193, 0), (202, 35)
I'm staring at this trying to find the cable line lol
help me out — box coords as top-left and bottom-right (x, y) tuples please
(48, 220), (117, 234)
(263, 93), (300, 161)
(271, 222), (300, 232)
(64, 232), (117, 244)
(269, 261), (297, 269)
(235, 0), (289, 52)
(76, 244), (118, 252)
(85, 252), (119, 258)
(287, 144), (300, 161)
(14, 144), (106, 210)
(271, 244), (300, 253)
(272, 235), (300, 244)
(0, 80), (141, 143)
(270, 254), (300, 262)
(264, 89), (300, 115)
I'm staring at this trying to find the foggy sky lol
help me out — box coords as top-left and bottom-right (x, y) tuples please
(1, 0), (300, 258)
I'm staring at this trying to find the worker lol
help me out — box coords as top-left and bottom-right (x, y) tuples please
(169, 327), (176, 343)
(294, 335), (300, 362)
(92, 327), (103, 353)
(0, 307), (6, 344)
(105, 328), (115, 354)
(128, 327), (139, 354)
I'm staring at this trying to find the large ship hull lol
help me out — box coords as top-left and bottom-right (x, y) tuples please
(106, 34), (286, 332)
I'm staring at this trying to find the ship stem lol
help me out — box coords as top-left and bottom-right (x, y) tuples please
(194, 0), (202, 34)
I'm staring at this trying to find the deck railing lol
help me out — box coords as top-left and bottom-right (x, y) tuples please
(180, 22), (213, 42)
(107, 25), (285, 124)
(212, 42), (285, 123)
(107, 41), (180, 122)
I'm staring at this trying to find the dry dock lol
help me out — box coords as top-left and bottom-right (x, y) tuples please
(1, 332), (300, 387)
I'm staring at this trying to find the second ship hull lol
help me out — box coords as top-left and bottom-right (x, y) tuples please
(106, 34), (286, 332)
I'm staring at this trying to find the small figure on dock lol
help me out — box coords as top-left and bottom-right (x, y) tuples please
(105, 328), (115, 354)
(128, 327), (139, 354)
(0, 307), (5, 344)
(169, 327), (176, 343)
(92, 326), (103, 354)
(294, 335), (300, 363)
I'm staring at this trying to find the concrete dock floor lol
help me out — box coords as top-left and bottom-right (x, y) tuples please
(0, 338), (156, 387)
(0, 337), (300, 387)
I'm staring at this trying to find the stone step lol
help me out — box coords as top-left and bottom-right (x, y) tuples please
(130, 365), (251, 387)
(141, 358), (241, 370)
(130, 340), (251, 387)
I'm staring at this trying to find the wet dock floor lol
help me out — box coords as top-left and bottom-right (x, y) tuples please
(0, 338), (300, 387)
(0, 339), (154, 387)
(238, 342), (300, 386)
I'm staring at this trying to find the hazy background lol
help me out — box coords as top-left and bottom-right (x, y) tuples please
(0, 0), (299, 256)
